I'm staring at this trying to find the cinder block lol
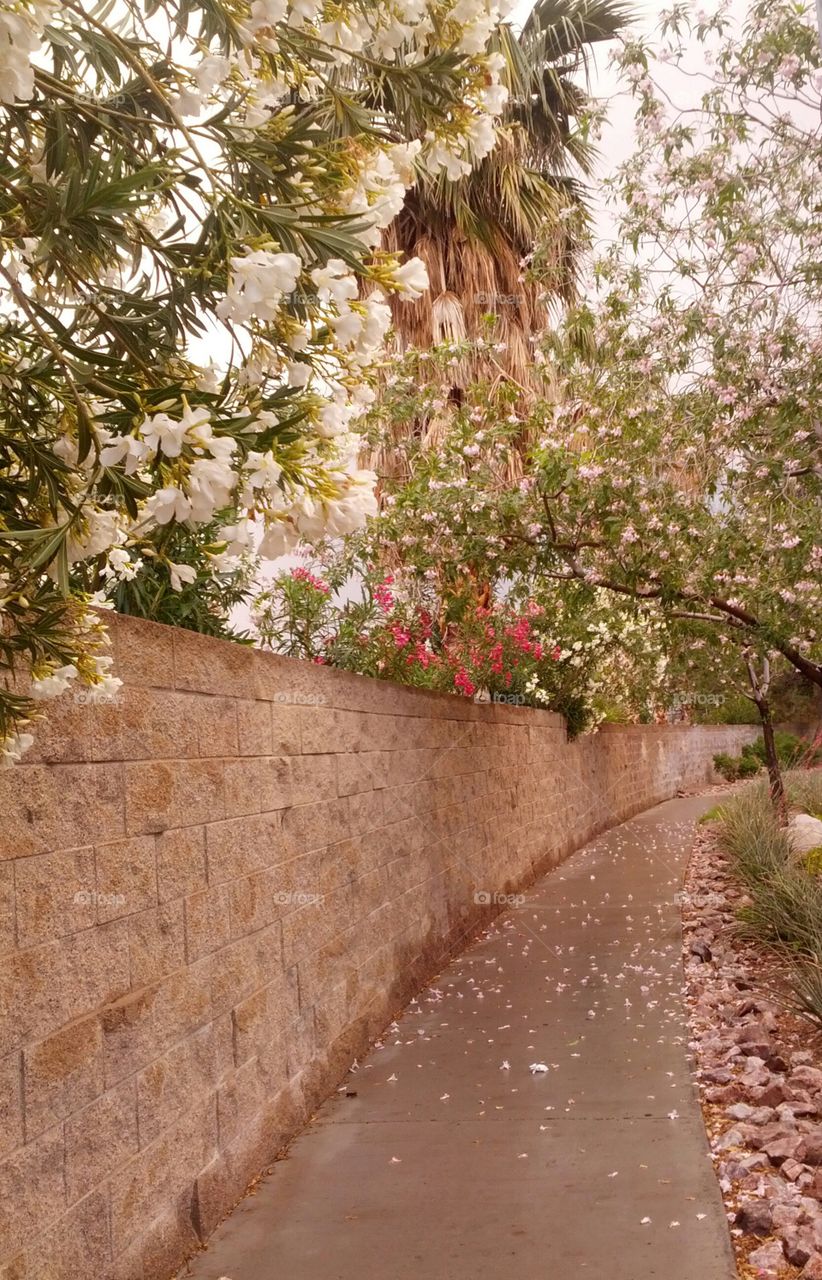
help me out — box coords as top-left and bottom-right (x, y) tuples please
(64, 1077), (138, 1203)
(185, 885), (231, 961)
(136, 1023), (218, 1148)
(205, 812), (284, 884)
(108, 1093), (217, 1254)
(237, 700), (272, 756)
(127, 900), (186, 987)
(23, 1016), (104, 1141)
(125, 759), (224, 835)
(0, 1127), (66, 1259)
(14, 847), (96, 946)
(0, 763), (125, 861)
(0, 1052), (23, 1158)
(95, 835), (158, 921)
(156, 826), (207, 902)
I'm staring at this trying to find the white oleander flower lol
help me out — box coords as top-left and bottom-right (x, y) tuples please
(31, 664), (78, 700)
(97, 431), (152, 475)
(138, 412), (189, 458)
(1, 731), (35, 767)
(310, 258), (359, 306)
(0, 2), (53, 105)
(144, 485), (192, 526)
(187, 457), (237, 522)
(66, 508), (123, 564)
(168, 561), (197, 592)
(216, 249), (302, 324)
(392, 256), (429, 300)
(287, 0), (321, 26)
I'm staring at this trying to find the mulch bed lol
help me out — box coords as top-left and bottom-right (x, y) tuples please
(682, 812), (822, 1280)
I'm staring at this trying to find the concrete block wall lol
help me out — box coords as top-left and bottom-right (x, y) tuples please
(0, 614), (757, 1279)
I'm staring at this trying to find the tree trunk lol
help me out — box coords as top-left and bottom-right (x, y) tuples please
(756, 700), (787, 824)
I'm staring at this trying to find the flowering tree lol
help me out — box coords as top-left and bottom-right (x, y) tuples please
(0, 0), (512, 761)
(529, 0), (822, 691)
(255, 0), (821, 786)
(254, 350), (670, 733)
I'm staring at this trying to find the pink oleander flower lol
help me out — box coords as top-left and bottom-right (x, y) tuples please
(454, 667), (476, 697)
(291, 567), (330, 594)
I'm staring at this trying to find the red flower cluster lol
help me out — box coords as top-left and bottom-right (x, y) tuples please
(290, 567), (330, 594)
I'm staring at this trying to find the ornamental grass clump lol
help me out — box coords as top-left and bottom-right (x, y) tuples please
(718, 776), (822, 1027)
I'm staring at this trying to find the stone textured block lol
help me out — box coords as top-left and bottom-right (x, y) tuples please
(108, 1094), (217, 1254)
(205, 812), (284, 884)
(64, 1078), (139, 1203)
(237, 699), (273, 756)
(101, 966), (211, 1087)
(136, 1023), (218, 1148)
(95, 835), (157, 921)
(127, 900), (186, 987)
(23, 1017), (104, 1141)
(14, 847), (96, 945)
(156, 825), (207, 902)
(107, 613), (176, 689)
(185, 885), (231, 961)
(0, 1052), (23, 1158)
(0, 763), (125, 861)
(0, 865), (14, 957)
(125, 759), (224, 835)
(11, 1190), (111, 1280)
(0, 1128), (66, 1259)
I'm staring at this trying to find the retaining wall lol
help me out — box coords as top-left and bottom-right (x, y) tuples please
(0, 614), (758, 1279)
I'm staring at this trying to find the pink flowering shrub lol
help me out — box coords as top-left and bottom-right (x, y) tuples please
(254, 560), (588, 720)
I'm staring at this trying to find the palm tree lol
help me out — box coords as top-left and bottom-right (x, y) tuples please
(383, 0), (631, 387)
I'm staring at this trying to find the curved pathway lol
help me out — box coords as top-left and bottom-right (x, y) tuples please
(183, 794), (736, 1280)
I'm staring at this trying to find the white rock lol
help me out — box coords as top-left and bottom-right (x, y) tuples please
(788, 814), (822, 856)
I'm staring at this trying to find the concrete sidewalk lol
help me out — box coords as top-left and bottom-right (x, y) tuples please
(183, 795), (736, 1280)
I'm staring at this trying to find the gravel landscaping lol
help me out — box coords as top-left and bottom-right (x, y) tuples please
(684, 815), (822, 1280)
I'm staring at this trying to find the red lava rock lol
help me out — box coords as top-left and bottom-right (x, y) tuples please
(784, 1159), (808, 1181)
(749, 1239), (788, 1276)
(703, 1067), (735, 1084)
(755, 1084), (790, 1108)
(736, 1200), (775, 1236)
(793, 1069), (822, 1095)
(737, 1023), (771, 1045)
(764, 1135), (804, 1166)
(783, 1229), (815, 1267)
(706, 1083), (747, 1105)
(806, 1172), (822, 1201)
(800, 1256), (822, 1279)
(798, 1134), (822, 1167)
(743, 1041), (777, 1060)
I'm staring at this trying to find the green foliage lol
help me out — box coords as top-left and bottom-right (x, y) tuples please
(743, 731), (821, 770)
(713, 750), (760, 782)
(804, 848), (822, 876)
(718, 779), (822, 1028)
(713, 732), (819, 780)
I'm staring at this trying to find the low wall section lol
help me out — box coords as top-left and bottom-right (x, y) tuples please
(0, 614), (757, 1278)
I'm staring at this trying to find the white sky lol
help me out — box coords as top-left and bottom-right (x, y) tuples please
(509, 0), (753, 248)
